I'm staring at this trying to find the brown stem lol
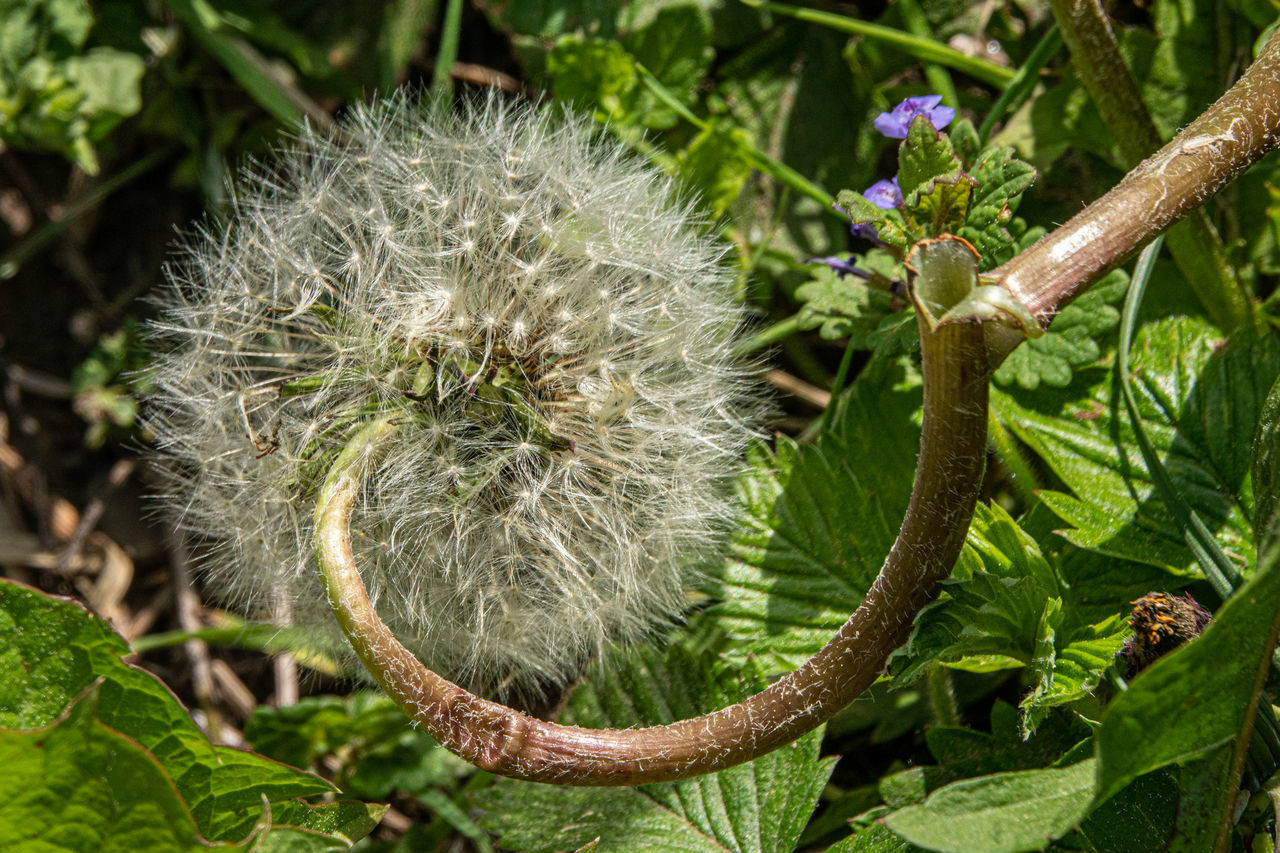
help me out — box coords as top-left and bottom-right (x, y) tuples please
(1048, 0), (1248, 332)
(990, 27), (1280, 335)
(315, 303), (990, 786)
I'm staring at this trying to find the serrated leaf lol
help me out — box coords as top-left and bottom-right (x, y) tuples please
(1095, 530), (1280, 811)
(899, 503), (1059, 677)
(898, 504), (1126, 735)
(677, 122), (754, 218)
(703, 355), (922, 671)
(835, 188), (912, 250)
(0, 580), (380, 847)
(1252, 373), (1280, 556)
(993, 271), (1128, 390)
(881, 760), (1096, 853)
(949, 118), (982, 168)
(475, 645), (835, 853)
(956, 145), (1038, 269)
(992, 316), (1280, 575)
(794, 265), (896, 343)
(1021, 605), (1127, 736)
(0, 688), (220, 852)
(897, 115), (963, 199)
(911, 172), (977, 235)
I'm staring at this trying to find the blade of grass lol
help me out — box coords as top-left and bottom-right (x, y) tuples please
(380, 0), (440, 89)
(432, 0), (464, 97)
(634, 62), (837, 209)
(132, 622), (339, 675)
(741, 314), (801, 353)
(1117, 235), (1241, 600)
(160, 0), (329, 129)
(0, 146), (179, 280)
(979, 25), (1063, 142)
(745, 0), (1015, 87)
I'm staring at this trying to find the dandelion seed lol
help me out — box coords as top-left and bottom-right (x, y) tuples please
(145, 93), (765, 699)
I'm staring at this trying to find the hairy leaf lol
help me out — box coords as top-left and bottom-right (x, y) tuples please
(993, 270), (1128, 390)
(0, 580), (382, 847)
(794, 264), (897, 344)
(0, 689), (219, 852)
(881, 760), (1096, 852)
(897, 115), (963, 201)
(704, 355), (922, 671)
(992, 316), (1279, 576)
(475, 645), (834, 853)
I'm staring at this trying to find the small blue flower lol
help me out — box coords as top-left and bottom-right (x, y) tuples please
(863, 177), (901, 210)
(804, 255), (871, 279)
(873, 95), (955, 139)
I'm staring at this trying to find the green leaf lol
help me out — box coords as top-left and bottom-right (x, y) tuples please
(475, 645), (835, 853)
(676, 122), (754, 218)
(1253, 373), (1280, 556)
(897, 504), (1126, 735)
(546, 36), (638, 121)
(949, 117), (982, 168)
(912, 172), (977, 235)
(992, 316), (1280, 576)
(623, 4), (712, 129)
(795, 264), (897, 344)
(245, 693), (475, 802)
(881, 760), (1095, 853)
(825, 821), (915, 852)
(1095, 532), (1280, 807)
(0, 580), (382, 847)
(897, 114), (963, 201)
(0, 688), (219, 852)
(704, 355), (922, 671)
(1064, 769), (1179, 851)
(0, 1), (145, 172)
(993, 271), (1127, 390)
(1021, 607), (1128, 736)
(925, 702), (1090, 782)
(900, 503), (1060, 677)
(956, 144), (1038, 270)
(835, 188), (912, 250)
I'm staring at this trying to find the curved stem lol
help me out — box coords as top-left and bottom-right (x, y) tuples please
(990, 27), (1280, 336)
(315, 309), (990, 786)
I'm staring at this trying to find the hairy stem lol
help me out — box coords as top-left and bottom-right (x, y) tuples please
(991, 27), (1280, 335)
(315, 307), (989, 786)
(1048, 0), (1249, 331)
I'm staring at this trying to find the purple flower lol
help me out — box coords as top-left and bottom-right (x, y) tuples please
(873, 95), (955, 139)
(803, 256), (871, 279)
(863, 177), (901, 210)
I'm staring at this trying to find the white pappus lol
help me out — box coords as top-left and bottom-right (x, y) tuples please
(145, 93), (766, 699)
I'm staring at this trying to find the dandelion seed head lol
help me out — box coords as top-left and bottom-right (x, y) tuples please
(145, 92), (765, 699)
